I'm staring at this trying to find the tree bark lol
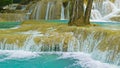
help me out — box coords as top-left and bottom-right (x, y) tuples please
(68, 0), (74, 24)
(68, 0), (93, 26)
(84, 0), (93, 24)
(68, 0), (84, 26)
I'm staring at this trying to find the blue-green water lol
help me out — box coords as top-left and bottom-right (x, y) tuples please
(44, 20), (120, 26)
(91, 21), (120, 26)
(45, 20), (69, 23)
(0, 22), (21, 28)
(0, 50), (119, 68)
(0, 51), (81, 68)
(44, 20), (120, 30)
(0, 20), (120, 29)
(0, 54), (80, 68)
(0, 20), (120, 68)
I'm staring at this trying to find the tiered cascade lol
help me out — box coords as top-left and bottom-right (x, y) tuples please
(0, 28), (120, 66)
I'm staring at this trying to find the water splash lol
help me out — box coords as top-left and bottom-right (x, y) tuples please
(91, 0), (120, 21)
(0, 50), (39, 62)
(91, 9), (102, 20)
(0, 29), (120, 66)
(0, 51), (119, 68)
(102, 0), (117, 15)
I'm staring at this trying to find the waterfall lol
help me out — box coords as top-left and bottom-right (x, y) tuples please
(29, 0), (120, 21)
(94, 0), (104, 12)
(29, 0), (70, 20)
(45, 2), (55, 20)
(61, 2), (70, 20)
(102, 0), (117, 15)
(34, 2), (41, 20)
(47, 2), (55, 20)
(0, 29), (120, 65)
(115, 0), (120, 9)
(45, 2), (51, 20)
(91, 0), (120, 21)
(1, 0), (120, 21)
(91, 2), (102, 20)
(91, 9), (102, 20)
(30, 2), (41, 20)
(60, 5), (65, 20)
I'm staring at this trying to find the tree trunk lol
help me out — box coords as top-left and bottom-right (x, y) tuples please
(68, 0), (84, 26)
(84, 0), (93, 24)
(68, 0), (75, 24)
(68, 0), (93, 26)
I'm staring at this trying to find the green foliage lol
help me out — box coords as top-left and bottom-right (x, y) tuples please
(20, 0), (33, 5)
(13, 0), (21, 3)
(0, 0), (13, 7)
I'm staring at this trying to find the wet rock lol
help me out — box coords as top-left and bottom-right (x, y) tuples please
(110, 15), (120, 22)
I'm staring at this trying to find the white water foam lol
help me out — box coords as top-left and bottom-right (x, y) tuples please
(61, 5), (65, 20)
(19, 30), (44, 37)
(91, 0), (120, 22)
(10, 26), (20, 29)
(0, 50), (119, 68)
(0, 50), (39, 61)
(58, 52), (120, 68)
(102, 9), (120, 21)
(90, 20), (109, 22)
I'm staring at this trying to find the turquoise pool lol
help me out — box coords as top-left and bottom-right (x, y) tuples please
(0, 20), (120, 29)
(0, 50), (119, 68)
(0, 22), (21, 28)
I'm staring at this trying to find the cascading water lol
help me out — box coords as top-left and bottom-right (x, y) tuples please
(45, 2), (55, 20)
(45, 2), (51, 20)
(91, 0), (120, 21)
(27, 0), (120, 22)
(115, 0), (120, 9)
(0, 28), (120, 67)
(102, 0), (117, 15)
(1, 0), (120, 22)
(1, 0), (120, 68)
(60, 5), (65, 20)
(29, 0), (70, 20)
(36, 2), (41, 20)
(30, 1), (42, 20)
(91, 9), (102, 20)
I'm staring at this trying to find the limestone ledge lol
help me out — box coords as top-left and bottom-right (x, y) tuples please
(0, 20), (119, 52)
(0, 21), (120, 64)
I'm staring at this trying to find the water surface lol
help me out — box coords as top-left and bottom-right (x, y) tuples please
(0, 50), (119, 68)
